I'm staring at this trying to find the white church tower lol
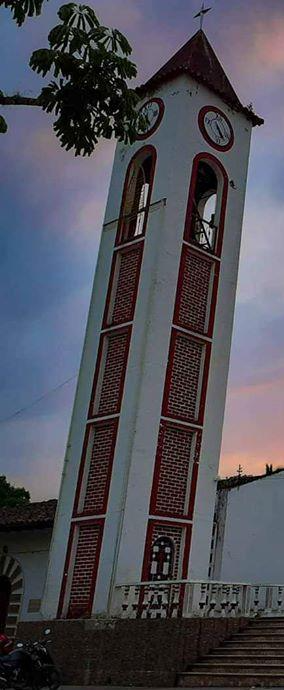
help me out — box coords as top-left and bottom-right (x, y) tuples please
(42, 29), (262, 619)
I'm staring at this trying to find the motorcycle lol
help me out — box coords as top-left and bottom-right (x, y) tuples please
(0, 629), (61, 690)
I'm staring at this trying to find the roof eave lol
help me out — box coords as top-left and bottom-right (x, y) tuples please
(137, 69), (264, 128)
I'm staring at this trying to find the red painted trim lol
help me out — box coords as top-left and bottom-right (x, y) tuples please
(115, 145), (157, 246)
(57, 522), (75, 618)
(183, 151), (229, 258)
(188, 460), (199, 520)
(198, 106), (234, 153)
(72, 418), (119, 518)
(136, 98), (165, 140)
(88, 325), (132, 420)
(57, 518), (104, 619)
(141, 519), (192, 582)
(102, 243), (144, 329)
(150, 419), (200, 520)
(174, 244), (219, 338)
(161, 328), (211, 426)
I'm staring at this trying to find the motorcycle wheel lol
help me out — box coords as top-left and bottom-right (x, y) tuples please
(45, 668), (61, 690)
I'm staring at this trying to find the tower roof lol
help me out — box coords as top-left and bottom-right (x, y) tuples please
(138, 30), (263, 127)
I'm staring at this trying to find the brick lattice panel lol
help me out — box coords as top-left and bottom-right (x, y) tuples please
(94, 330), (129, 417)
(176, 248), (213, 333)
(82, 422), (116, 514)
(67, 523), (101, 618)
(165, 333), (204, 422)
(151, 524), (183, 579)
(109, 246), (142, 325)
(153, 424), (195, 516)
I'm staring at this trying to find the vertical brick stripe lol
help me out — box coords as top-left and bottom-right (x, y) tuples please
(68, 523), (101, 618)
(151, 525), (183, 578)
(177, 249), (213, 333)
(166, 333), (204, 422)
(94, 331), (129, 417)
(109, 246), (142, 325)
(154, 425), (195, 516)
(82, 423), (116, 514)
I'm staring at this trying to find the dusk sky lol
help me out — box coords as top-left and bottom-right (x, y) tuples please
(1, 0), (284, 500)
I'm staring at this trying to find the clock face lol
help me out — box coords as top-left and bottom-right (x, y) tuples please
(136, 98), (164, 139)
(198, 106), (234, 151)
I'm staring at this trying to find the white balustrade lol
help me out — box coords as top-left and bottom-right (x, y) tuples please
(113, 579), (284, 619)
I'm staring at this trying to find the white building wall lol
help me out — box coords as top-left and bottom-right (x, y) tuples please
(0, 530), (52, 621)
(216, 473), (284, 583)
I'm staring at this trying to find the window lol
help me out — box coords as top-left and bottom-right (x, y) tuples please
(190, 161), (218, 252)
(118, 148), (156, 244)
(149, 537), (175, 581)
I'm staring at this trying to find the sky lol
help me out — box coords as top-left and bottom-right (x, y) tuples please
(1, 0), (284, 500)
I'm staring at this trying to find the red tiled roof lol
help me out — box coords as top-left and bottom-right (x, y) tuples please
(0, 499), (57, 532)
(138, 30), (263, 127)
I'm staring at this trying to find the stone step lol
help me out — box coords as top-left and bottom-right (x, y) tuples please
(250, 616), (284, 626)
(189, 663), (284, 673)
(212, 646), (284, 655)
(231, 633), (284, 641)
(248, 625), (284, 632)
(226, 637), (284, 649)
(178, 672), (284, 687)
(209, 654), (284, 663)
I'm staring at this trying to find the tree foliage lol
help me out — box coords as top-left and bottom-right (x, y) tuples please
(0, 475), (30, 507)
(0, 1), (145, 155)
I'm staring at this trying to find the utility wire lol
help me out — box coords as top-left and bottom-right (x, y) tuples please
(0, 374), (78, 426)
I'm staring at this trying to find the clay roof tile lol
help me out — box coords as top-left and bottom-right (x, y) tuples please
(138, 30), (263, 127)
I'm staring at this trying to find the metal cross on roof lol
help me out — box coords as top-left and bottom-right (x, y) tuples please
(194, 2), (212, 30)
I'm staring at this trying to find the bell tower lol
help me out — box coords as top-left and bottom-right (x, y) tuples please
(42, 30), (262, 619)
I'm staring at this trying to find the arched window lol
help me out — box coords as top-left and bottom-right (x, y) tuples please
(149, 537), (174, 581)
(190, 161), (218, 252)
(0, 575), (11, 632)
(117, 147), (156, 244)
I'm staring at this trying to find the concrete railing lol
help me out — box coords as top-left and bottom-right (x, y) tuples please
(113, 580), (284, 619)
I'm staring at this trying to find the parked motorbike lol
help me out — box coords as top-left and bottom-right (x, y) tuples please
(0, 628), (61, 690)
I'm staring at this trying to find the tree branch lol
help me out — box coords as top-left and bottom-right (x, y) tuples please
(0, 94), (42, 106)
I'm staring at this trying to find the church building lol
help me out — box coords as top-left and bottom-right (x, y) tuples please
(40, 28), (262, 621)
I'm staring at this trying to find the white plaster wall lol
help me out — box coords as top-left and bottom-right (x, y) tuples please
(218, 473), (284, 584)
(0, 530), (52, 621)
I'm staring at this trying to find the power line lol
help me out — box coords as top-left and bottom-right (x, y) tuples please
(0, 374), (78, 426)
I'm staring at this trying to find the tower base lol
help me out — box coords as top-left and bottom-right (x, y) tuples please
(17, 617), (248, 687)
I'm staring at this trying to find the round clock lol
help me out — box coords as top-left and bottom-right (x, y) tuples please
(136, 98), (164, 140)
(198, 106), (234, 152)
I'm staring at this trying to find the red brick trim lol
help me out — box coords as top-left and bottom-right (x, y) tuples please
(174, 245), (220, 338)
(184, 151), (229, 257)
(88, 325), (132, 420)
(149, 419), (200, 520)
(102, 243), (144, 329)
(115, 145), (157, 246)
(57, 518), (104, 619)
(161, 328), (211, 426)
(72, 418), (119, 518)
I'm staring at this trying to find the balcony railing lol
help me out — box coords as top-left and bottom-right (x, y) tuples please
(113, 580), (284, 619)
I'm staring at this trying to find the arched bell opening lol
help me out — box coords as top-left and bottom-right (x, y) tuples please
(190, 161), (218, 252)
(117, 146), (156, 244)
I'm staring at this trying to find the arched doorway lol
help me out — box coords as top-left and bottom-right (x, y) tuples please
(0, 555), (23, 637)
(0, 575), (12, 632)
